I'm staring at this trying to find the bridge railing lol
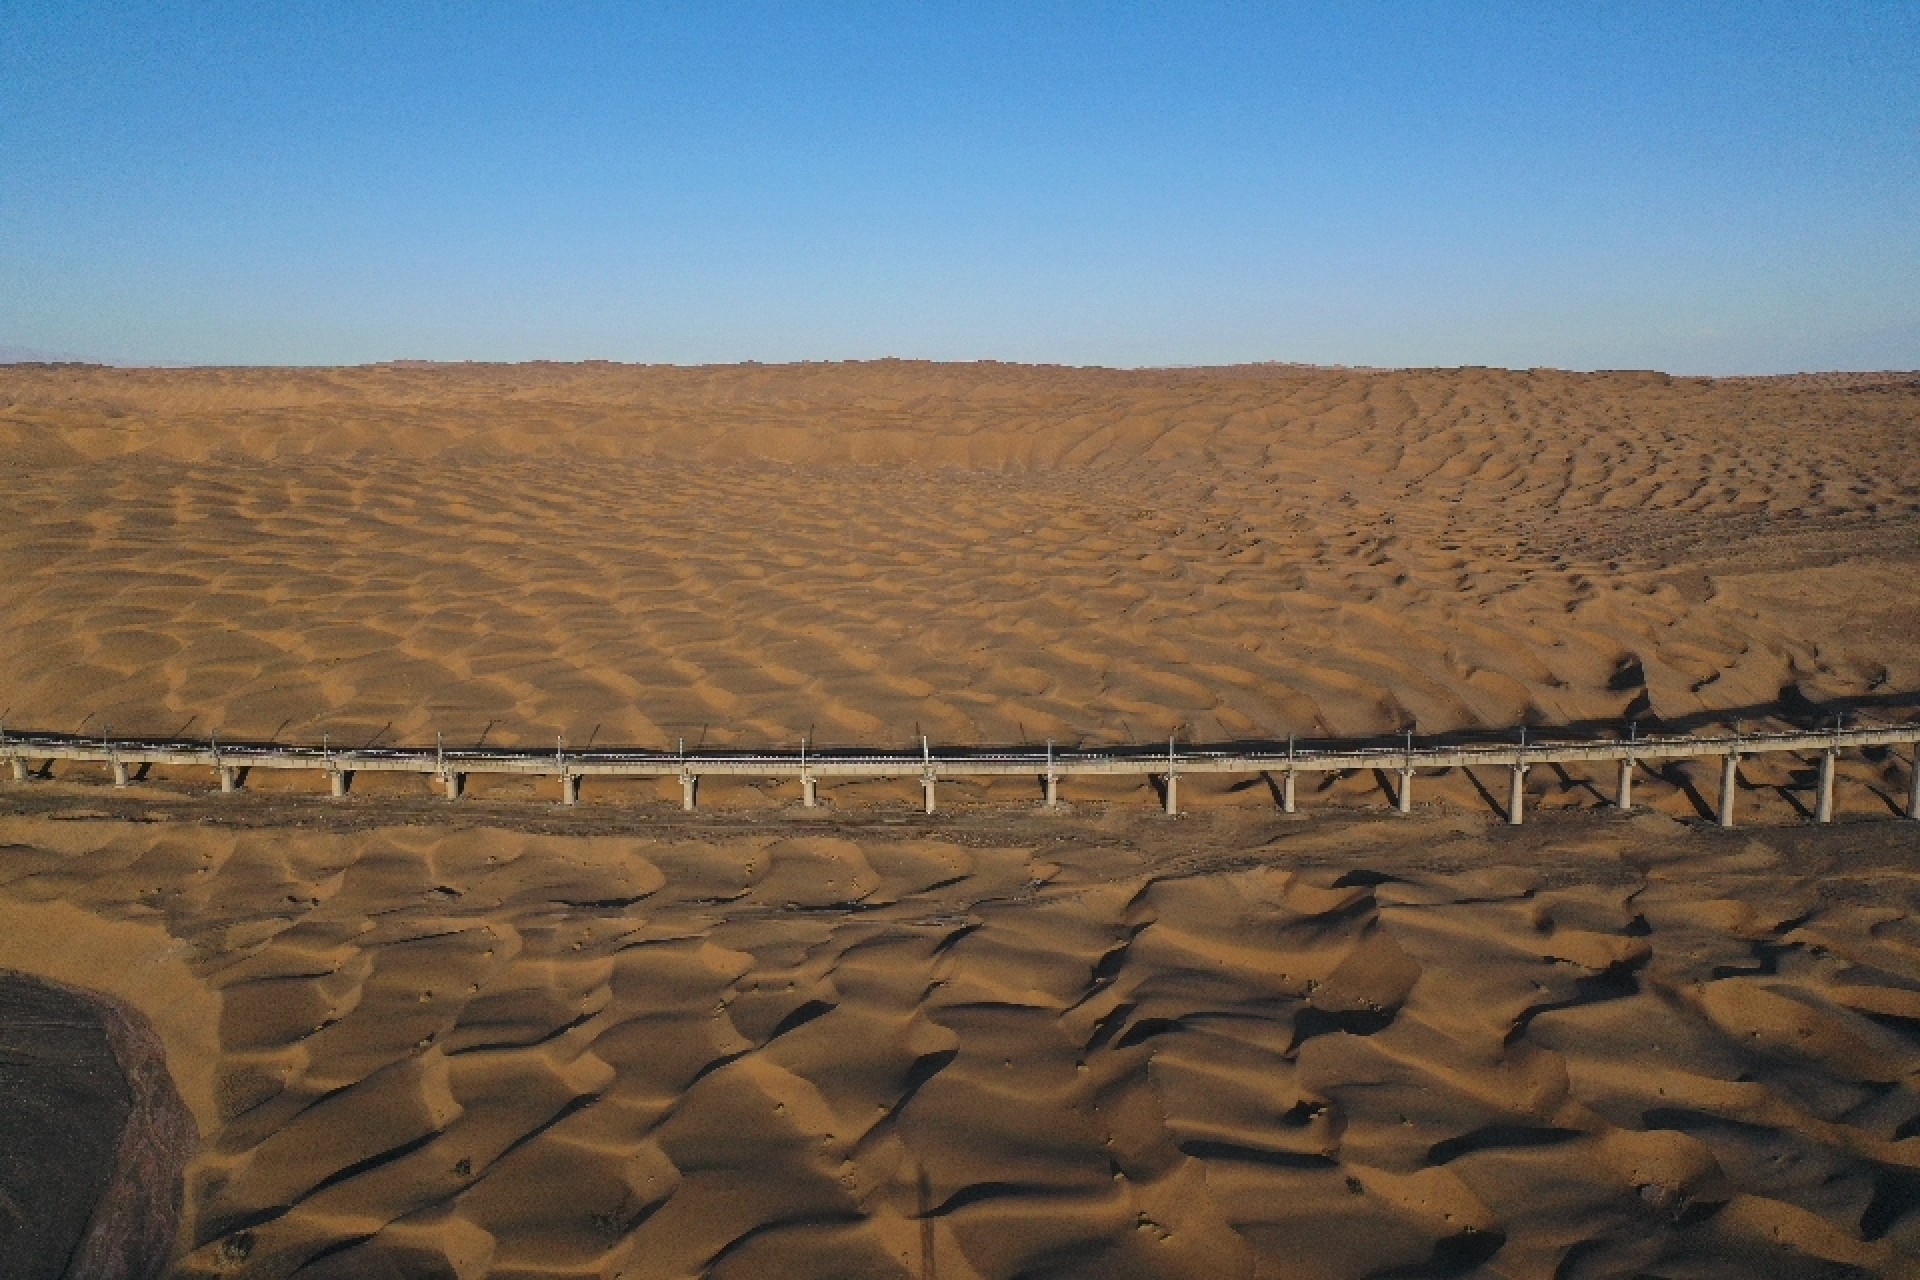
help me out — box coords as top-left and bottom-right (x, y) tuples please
(3, 719), (1918, 827)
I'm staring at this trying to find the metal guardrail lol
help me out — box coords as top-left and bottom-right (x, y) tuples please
(3, 720), (1918, 826)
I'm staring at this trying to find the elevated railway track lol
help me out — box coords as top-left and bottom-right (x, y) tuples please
(5, 719), (1918, 828)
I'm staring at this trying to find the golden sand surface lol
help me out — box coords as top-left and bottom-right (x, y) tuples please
(3, 361), (1920, 1277)
(3, 802), (1920, 1278)
(2, 362), (1916, 751)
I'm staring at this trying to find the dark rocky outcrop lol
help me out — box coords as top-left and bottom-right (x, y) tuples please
(0, 971), (195, 1280)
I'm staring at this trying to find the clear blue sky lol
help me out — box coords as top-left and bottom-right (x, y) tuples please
(3, 3), (1915, 372)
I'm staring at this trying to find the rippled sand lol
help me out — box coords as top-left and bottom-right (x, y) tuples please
(5, 806), (1920, 1278)
(3, 362), (1916, 751)
(3, 361), (1919, 1278)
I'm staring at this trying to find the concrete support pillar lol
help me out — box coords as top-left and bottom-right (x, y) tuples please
(444, 772), (463, 802)
(1164, 773), (1178, 816)
(8, 758), (27, 782)
(562, 773), (580, 807)
(1908, 750), (1920, 821)
(681, 773), (696, 812)
(329, 770), (348, 798)
(1718, 754), (1739, 828)
(1616, 758), (1634, 810)
(802, 775), (817, 808)
(1044, 773), (1058, 808)
(111, 759), (130, 788)
(1508, 764), (1527, 826)
(1815, 750), (1836, 824)
(218, 765), (238, 794)
(922, 776), (937, 815)
(1282, 770), (1296, 814)
(1396, 767), (1413, 814)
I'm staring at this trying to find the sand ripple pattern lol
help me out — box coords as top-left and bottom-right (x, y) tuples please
(3, 814), (1920, 1277)
(1, 363), (1916, 751)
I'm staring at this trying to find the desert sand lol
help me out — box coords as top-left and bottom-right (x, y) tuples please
(2, 362), (1916, 754)
(2, 360), (1919, 1277)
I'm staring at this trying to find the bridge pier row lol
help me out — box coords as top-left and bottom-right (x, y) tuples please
(1909, 752), (1920, 820)
(1508, 765), (1527, 825)
(561, 774), (580, 806)
(8, 758), (26, 782)
(1281, 770), (1296, 814)
(1816, 750), (1837, 824)
(1718, 755), (1740, 828)
(329, 770), (349, 798)
(1163, 773), (1178, 816)
(218, 765), (238, 794)
(923, 777), (937, 815)
(443, 772), (463, 802)
(681, 774), (696, 812)
(111, 760), (129, 788)
(1397, 768), (1413, 814)
(802, 775), (817, 808)
(1617, 758), (1634, 810)
(1044, 774), (1058, 808)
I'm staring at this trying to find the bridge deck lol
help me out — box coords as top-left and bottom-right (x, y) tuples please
(7, 718), (1920, 829)
(5, 724), (1917, 780)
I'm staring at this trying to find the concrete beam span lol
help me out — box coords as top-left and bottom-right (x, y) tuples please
(3, 722), (1918, 824)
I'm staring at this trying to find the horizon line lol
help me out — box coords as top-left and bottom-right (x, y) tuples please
(4, 354), (1917, 381)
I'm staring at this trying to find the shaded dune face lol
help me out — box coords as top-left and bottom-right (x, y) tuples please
(1, 362), (1916, 752)
(3, 817), (1919, 1278)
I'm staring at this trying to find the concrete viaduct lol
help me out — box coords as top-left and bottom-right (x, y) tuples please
(5, 722), (1920, 828)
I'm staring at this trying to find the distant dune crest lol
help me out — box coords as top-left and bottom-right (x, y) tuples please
(2, 360), (1914, 469)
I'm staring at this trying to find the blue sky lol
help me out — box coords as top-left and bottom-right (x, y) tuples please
(3, 3), (1915, 371)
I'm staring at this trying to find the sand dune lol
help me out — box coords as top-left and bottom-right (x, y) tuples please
(1, 363), (1915, 754)
(4, 361), (1920, 1277)
(2, 807), (1919, 1277)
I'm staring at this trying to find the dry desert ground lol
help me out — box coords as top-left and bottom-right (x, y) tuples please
(2, 361), (1920, 1278)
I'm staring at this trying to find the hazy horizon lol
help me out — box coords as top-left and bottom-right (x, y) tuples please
(5, 349), (1917, 379)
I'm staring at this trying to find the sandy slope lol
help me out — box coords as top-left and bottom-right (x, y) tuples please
(1, 363), (1915, 752)
(3, 361), (1920, 1278)
(1, 804), (1919, 1278)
